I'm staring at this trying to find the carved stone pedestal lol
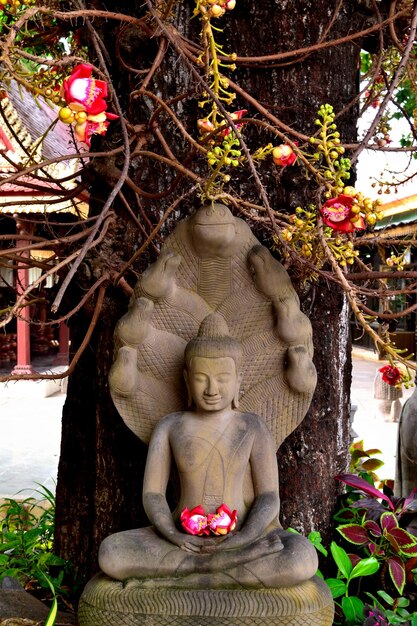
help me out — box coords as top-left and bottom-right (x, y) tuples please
(78, 573), (334, 626)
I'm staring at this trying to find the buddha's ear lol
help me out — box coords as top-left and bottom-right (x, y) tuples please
(233, 371), (243, 409)
(183, 369), (193, 408)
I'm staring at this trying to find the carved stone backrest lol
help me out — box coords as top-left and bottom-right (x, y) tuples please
(109, 204), (316, 448)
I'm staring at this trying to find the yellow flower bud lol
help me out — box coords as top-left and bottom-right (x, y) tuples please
(343, 186), (357, 197)
(58, 107), (75, 124)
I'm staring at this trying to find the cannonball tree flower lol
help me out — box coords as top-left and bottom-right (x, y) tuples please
(180, 505), (210, 536)
(379, 364), (402, 387)
(59, 64), (118, 146)
(221, 109), (248, 137)
(61, 63), (109, 115)
(207, 504), (237, 536)
(73, 111), (119, 148)
(272, 144), (297, 167)
(320, 194), (365, 233)
(197, 118), (215, 133)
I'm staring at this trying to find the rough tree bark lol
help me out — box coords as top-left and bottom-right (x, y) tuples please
(55, 0), (367, 582)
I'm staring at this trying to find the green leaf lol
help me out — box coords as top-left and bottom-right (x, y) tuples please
(384, 612), (408, 625)
(349, 557), (379, 579)
(410, 613), (417, 626)
(330, 541), (353, 579)
(45, 596), (57, 626)
(0, 554), (9, 565)
(307, 531), (328, 556)
(397, 607), (411, 618)
(325, 578), (347, 599)
(364, 591), (384, 611)
(377, 590), (394, 605)
(342, 595), (364, 623)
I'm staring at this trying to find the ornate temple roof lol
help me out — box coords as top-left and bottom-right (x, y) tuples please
(0, 79), (88, 217)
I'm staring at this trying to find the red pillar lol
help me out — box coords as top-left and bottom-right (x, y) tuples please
(53, 321), (70, 366)
(11, 219), (35, 375)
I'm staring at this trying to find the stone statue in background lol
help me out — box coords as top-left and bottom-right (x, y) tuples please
(78, 204), (334, 626)
(396, 384), (417, 496)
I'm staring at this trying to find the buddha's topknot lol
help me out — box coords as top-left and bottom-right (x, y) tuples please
(184, 313), (242, 368)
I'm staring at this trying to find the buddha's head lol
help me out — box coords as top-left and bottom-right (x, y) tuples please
(184, 313), (243, 413)
(190, 204), (237, 257)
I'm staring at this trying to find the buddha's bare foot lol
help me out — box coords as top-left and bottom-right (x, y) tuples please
(286, 345), (317, 394)
(115, 297), (153, 347)
(109, 346), (138, 395)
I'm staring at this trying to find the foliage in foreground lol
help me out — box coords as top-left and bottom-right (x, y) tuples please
(314, 441), (417, 625)
(0, 485), (79, 620)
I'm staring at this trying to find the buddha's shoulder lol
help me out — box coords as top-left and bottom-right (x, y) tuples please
(154, 411), (184, 430)
(235, 411), (269, 431)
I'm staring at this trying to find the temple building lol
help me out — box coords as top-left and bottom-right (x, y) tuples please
(0, 80), (88, 374)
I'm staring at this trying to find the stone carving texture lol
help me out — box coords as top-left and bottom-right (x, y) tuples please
(78, 573), (334, 626)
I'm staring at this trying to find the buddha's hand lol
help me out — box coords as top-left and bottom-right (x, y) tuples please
(176, 535), (218, 554)
(199, 531), (284, 556)
(285, 345), (317, 394)
(108, 345), (138, 396)
(115, 297), (154, 348)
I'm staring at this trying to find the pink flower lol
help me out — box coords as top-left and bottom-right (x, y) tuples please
(379, 365), (402, 387)
(61, 64), (108, 115)
(180, 505), (210, 536)
(272, 144), (297, 167)
(207, 504), (237, 536)
(321, 195), (366, 233)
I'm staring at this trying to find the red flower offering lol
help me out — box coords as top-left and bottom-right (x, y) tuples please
(180, 505), (209, 536)
(321, 194), (365, 233)
(207, 504), (237, 536)
(379, 365), (402, 387)
(180, 503), (237, 536)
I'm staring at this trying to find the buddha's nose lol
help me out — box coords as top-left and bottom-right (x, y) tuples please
(206, 378), (219, 395)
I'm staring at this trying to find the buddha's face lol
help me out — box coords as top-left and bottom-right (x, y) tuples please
(185, 356), (241, 413)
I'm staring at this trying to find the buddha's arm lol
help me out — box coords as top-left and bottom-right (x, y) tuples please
(142, 419), (182, 545)
(143, 417), (212, 552)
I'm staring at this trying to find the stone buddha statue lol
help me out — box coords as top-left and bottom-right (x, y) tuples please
(78, 204), (334, 625)
(99, 313), (317, 588)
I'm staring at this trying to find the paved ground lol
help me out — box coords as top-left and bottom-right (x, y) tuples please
(0, 391), (65, 500)
(350, 349), (414, 481)
(0, 348), (414, 499)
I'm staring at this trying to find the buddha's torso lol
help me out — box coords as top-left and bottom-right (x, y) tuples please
(168, 411), (257, 521)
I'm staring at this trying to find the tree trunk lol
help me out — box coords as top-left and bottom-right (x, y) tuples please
(55, 0), (363, 582)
